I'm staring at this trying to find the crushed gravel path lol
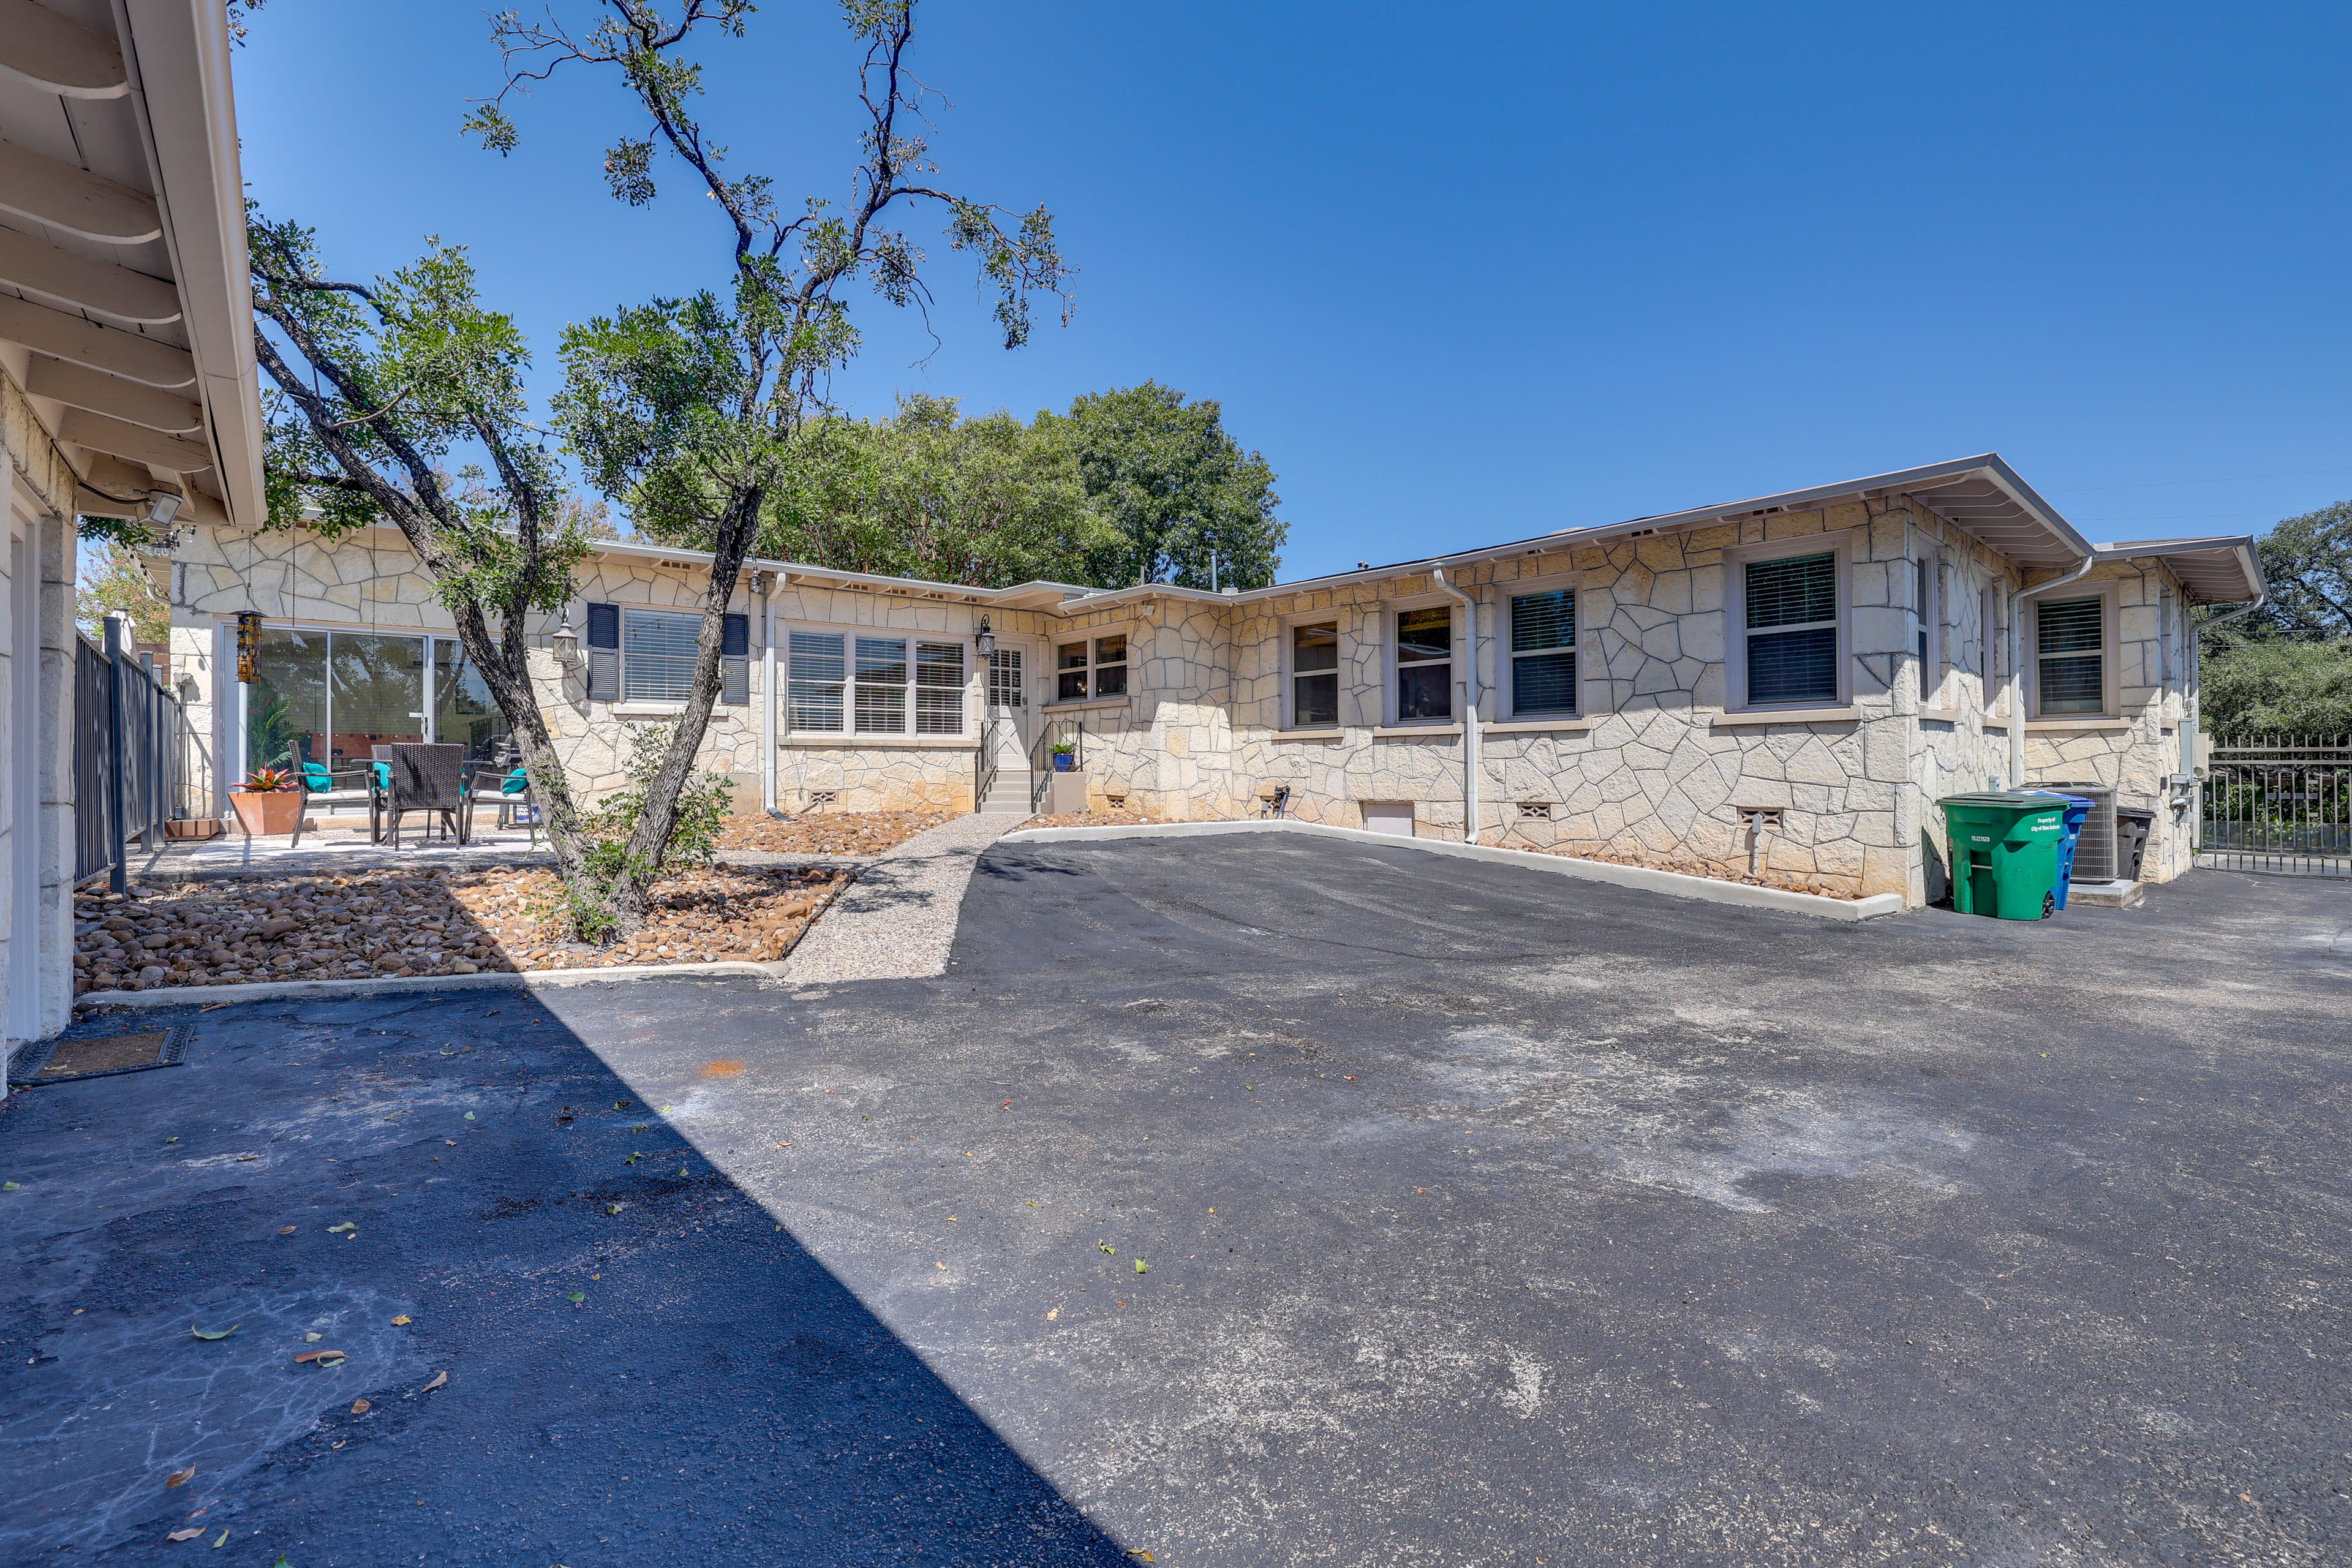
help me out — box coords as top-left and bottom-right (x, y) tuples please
(778, 811), (1027, 984)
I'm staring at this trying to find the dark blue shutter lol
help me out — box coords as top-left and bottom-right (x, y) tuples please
(586, 603), (619, 700)
(720, 612), (750, 705)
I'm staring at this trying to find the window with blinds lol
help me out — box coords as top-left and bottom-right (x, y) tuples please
(1744, 552), (1839, 706)
(915, 642), (967, 734)
(788, 631), (846, 732)
(1393, 606), (1453, 722)
(1291, 621), (1338, 728)
(2036, 596), (2106, 715)
(622, 609), (701, 701)
(788, 630), (964, 736)
(1509, 589), (1577, 716)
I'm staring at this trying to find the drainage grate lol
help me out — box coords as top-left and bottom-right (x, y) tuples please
(10, 1025), (192, 1088)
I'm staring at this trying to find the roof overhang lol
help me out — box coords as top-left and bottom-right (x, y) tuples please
(1, 0), (260, 528)
(586, 537), (1088, 609)
(1056, 453), (2101, 612)
(2096, 535), (2264, 605)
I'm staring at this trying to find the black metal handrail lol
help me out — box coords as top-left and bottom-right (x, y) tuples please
(1030, 715), (1085, 812)
(976, 712), (1001, 813)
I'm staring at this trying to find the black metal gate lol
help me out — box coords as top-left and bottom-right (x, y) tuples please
(71, 622), (187, 889)
(2199, 737), (2351, 877)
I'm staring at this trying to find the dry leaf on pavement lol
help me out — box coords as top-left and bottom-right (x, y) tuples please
(165, 1465), (195, 1488)
(421, 1370), (447, 1392)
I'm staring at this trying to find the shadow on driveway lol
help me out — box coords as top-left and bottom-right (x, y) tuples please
(0, 986), (1129, 1566)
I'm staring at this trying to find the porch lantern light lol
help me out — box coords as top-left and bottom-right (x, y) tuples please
(549, 610), (581, 665)
(974, 614), (994, 660)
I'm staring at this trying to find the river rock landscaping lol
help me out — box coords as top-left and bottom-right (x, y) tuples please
(73, 864), (845, 993)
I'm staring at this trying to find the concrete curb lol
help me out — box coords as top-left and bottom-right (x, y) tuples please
(996, 819), (1908, 922)
(75, 957), (800, 1012)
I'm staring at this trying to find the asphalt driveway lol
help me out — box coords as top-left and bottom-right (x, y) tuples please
(6, 834), (2349, 1566)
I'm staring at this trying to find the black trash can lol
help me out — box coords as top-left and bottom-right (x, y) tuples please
(2115, 807), (2155, 883)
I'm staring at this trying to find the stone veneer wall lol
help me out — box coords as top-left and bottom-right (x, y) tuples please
(171, 526), (771, 812)
(2019, 558), (2198, 883)
(160, 514), (2201, 907)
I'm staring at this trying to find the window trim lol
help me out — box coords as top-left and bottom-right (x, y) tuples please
(1913, 546), (1947, 710)
(1501, 572), (1583, 721)
(1721, 531), (1855, 714)
(1051, 624), (1132, 705)
(781, 620), (971, 739)
(1278, 608), (1345, 732)
(1382, 592), (1458, 727)
(2026, 579), (2120, 721)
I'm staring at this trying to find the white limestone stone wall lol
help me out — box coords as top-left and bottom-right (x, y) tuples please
(167, 526), (772, 812)
(2021, 559), (2198, 883)
(156, 512), (2203, 905)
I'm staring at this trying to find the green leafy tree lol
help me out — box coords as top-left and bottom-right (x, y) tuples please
(2199, 499), (2352, 737)
(467, 0), (1067, 920)
(247, 222), (607, 909)
(752, 394), (1114, 584)
(2248, 500), (2352, 639)
(1031, 381), (1285, 589)
(2198, 636), (2352, 737)
(75, 539), (172, 646)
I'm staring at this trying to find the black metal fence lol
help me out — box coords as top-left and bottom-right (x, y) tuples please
(72, 622), (188, 889)
(2199, 736), (2351, 877)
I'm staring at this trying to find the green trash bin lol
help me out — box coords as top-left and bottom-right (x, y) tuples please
(1939, 793), (2070, 920)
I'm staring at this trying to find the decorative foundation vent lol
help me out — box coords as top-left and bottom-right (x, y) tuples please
(1515, 801), (1554, 820)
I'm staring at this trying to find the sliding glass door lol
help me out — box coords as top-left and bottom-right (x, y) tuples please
(241, 627), (510, 778)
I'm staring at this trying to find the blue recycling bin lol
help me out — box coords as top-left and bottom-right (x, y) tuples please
(2032, 791), (2092, 910)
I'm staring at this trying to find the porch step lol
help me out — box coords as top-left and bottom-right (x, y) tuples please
(978, 769), (1036, 816)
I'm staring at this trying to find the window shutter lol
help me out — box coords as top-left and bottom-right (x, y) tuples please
(586, 603), (619, 701)
(720, 613), (750, 706)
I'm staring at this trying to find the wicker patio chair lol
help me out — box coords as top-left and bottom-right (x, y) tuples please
(374, 743), (470, 848)
(287, 737), (372, 849)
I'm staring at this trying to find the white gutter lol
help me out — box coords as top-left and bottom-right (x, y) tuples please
(1431, 567), (1481, 844)
(2006, 555), (2098, 788)
(758, 570), (777, 814)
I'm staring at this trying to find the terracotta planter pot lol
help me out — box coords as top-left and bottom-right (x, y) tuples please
(230, 791), (303, 837)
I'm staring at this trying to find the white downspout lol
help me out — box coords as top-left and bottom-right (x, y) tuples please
(758, 570), (777, 815)
(2007, 554), (2097, 789)
(1432, 568), (1480, 843)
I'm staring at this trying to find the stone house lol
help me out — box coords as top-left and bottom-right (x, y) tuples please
(161, 454), (2261, 909)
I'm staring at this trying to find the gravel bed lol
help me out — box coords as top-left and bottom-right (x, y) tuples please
(1022, 808), (1161, 830)
(778, 812), (1025, 984)
(714, 810), (957, 857)
(72, 864), (843, 993)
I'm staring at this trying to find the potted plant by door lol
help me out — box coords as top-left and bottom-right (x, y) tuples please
(229, 767), (303, 837)
(1050, 741), (1077, 773)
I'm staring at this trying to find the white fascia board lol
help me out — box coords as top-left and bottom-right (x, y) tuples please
(117, 0), (263, 530)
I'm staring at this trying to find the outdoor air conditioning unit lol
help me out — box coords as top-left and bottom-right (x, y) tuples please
(2038, 781), (2116, 883)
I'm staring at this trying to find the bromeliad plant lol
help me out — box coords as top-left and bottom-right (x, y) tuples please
(236, 768), (297, 794)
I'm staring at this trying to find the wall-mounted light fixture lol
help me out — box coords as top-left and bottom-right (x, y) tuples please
(974, 614), (995, 659)
(549, 609), (581, 665)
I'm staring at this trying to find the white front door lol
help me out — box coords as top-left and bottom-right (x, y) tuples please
(986, 643), (1038, 771)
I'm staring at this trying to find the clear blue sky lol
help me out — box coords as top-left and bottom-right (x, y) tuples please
(235, 2), (2352, 580)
